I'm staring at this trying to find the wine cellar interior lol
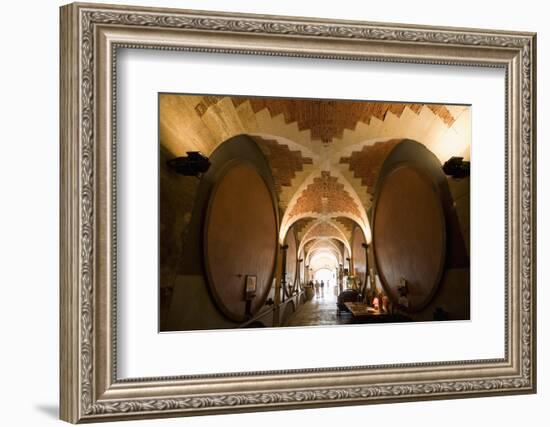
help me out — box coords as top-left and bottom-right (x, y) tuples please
(159, 94), (471, 331)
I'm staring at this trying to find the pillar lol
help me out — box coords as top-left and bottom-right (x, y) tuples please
(280, 244), (288, 303)
(298, 258), (303, 292)
(273, 244), (283, 327)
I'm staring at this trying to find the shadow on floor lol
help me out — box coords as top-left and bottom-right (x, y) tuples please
(35, 404), (58, 419)
(285, 289), (354, 327)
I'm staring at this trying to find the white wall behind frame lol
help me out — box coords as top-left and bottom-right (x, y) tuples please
(117, 49), (504, 378)
(0, 1), (545, 427)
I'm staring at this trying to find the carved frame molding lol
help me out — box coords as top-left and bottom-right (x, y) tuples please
(60, 2), (536, 423)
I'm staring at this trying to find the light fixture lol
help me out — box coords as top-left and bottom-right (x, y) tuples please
(442, 156), (470, 179)
(167, 151), (211, 177)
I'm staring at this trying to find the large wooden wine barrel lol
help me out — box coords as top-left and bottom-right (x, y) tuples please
(204, 161), (278, 322)
(372, 164), (446, 312)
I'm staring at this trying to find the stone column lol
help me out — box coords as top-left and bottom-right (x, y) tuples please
(280, 244), (288, 303)
(298, 258), (303, 293)
(338, 263), (344, 293)
(273, 244), (283, 327)
(362, 242), (369, 285)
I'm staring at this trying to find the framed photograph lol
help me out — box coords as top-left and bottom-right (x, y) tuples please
(245, 276), (257, 294)
(60, 2), (536, 423)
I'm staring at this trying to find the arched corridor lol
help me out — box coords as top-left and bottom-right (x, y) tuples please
(285, 287), (356, 327)
(313, 268), (334, 286)
(159, 94), (471, 332)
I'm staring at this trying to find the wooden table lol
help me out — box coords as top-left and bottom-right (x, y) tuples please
(344, 302), (411, 323)
(344, 302), (379, 317)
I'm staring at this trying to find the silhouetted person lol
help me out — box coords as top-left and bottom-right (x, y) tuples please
(314, 280), (320, 298)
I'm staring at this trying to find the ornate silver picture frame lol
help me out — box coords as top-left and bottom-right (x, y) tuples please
(60, 2), (536, 423)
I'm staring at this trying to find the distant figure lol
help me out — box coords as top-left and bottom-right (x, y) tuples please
(314, 280), (320, 298)
(306, 280), (314, 300)
(320, 280), (325, 297)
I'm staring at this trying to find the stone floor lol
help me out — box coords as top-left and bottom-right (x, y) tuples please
(284, 287), (355, 327)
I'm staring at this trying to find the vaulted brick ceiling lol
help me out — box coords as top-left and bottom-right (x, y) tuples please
(299, 219), (353, 263)
(193, 95), (456, 144)
(306, 221), (343, 240)
(333, 217), (358, 242)
(334, 217), (356, 233)
(232, 97), (456, 144)
(304, 239), (315, 255)
(252, 136), (313, 195)
(340, 139), (402, 195)
(292, 217), (315, 240)
(160, 92), (470, 257)
(288, 171), (361, 218)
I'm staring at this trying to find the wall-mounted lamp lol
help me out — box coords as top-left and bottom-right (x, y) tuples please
(442, 156), (470, 179)
(167, 151), (211, 178)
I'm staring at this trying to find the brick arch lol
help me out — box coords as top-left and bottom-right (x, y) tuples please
(249, 135), (315, 199)
(301, 235), (349, 260)
(287, 171), (361, 218)
(231, 97), (457, 144)
(308, 249), (340, 267)
(160, 94), (468, 250)
(280, 170), (370, 243)
(305, 220), (346, 240)
(298, 219), (351, 256)
(333, 216), (362, 242)
(305, 239), (343, 265)
(337, 130), (471, 206)
(160, 94), (317, 157)
(339, 139), (403, 196)
(292, 217), (316, 241)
